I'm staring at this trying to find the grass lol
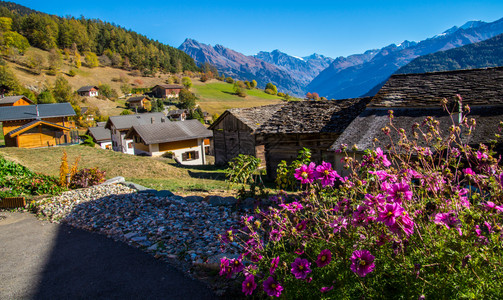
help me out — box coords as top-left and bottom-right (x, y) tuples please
(0, 123), (4, 146)
(191, 80), (284, 115)
(0, 145), (230, 193)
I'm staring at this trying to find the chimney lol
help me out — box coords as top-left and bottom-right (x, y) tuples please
(161, 117), (165, 123)
(36, 105), (39, 118)
(151, 117), (155, 124)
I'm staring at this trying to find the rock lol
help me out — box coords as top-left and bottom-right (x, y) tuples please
(208, 196), (237, 207)
(131, 236), (147, 242)
(184, 196), (204, 203)
(155, 190), (174, 198)
(240, 198), (255, 209)
(101, 176), (125, 185)
(124, 232), (137, 239)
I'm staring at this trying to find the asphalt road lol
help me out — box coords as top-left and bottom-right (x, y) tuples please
(0, 212), (218, 300)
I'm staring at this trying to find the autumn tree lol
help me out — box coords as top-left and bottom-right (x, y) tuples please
(265, 82), (278, 95)
(84, 51), (99, 68)
(182, 76), (192, 89)
(179, 89), (196, 110)
(52, 75), (73, 103)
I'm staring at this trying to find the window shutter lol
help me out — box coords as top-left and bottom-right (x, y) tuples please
(182, 152), (187, 161)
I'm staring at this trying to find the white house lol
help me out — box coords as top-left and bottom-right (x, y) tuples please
(77, 86), (99, 97)
(86, 124), (112, 150)
(125, 119), (213, 165)
(105, 112), (166, 154)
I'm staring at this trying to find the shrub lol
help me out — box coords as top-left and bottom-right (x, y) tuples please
(218, 100), (503, 298)
(68, 69), (77, 77)
(225, 77), (234, 84)
(70, 167), (106, 189)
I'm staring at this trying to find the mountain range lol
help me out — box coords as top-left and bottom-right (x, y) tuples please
(180, 17), (503, 99)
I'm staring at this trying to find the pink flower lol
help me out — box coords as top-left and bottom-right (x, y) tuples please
(250, 252), (263, 262)
(386, 182), (413, 203)
(270, 256), (280, 275)
(377, 203), (404, 227)
(434, 212), (462, 233)
(464, 168), (476, 176)
(291, 257), (312, 279)
(350, 250), (375, 277)
(231, 258), (244, 273)
(294, 162), (316, 184)
(279, 201), (303, 212)
(242, 275), (257, 296)
(375, 147), (391, 167)
(369, 170), (395, 181)
(295, 220), (308, 232)
(316, 249), (332, 267)
(315, 161), (340, 187)
(320, 286), (334, 293)
(476, 151), (488, 160)
(269, 229), (283, 242)
(219, 257), (233, 278)
(330, 217), (348, 234)
(263, 277), (283, 297)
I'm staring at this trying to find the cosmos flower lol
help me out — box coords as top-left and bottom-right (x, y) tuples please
(294, 162), (316, 184)
(320, 286), (334, 293)
(269, 229), (283, 242)
(242, 275), (257, 296)
(291, 257), (312, 279)
(387, 182), (413, 203)
(350, 250), (375, 277)
(270, 256), (280, 275)
(263, 277), (283, 297)
(377, 203), (404, 227)
(375, 147), (392, 167)
(316, 249), (332, 268)
(315, 161), (340, 187)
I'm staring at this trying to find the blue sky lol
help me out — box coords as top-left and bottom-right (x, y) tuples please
(15, 0), (503, 58)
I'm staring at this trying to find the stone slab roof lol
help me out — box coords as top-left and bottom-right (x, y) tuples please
(330, 106), (503, 151)
(0, 95), (33, 105)
(77, 86), (99, 92)
(0, 103), (76, 121)
(126, 119), (212, 145)
(209, 104), (286, 131)
(126, 96), (149, 102)
(87, 126), (112, 142)
(154, 84), (184, 89)
(371, 67), (503, 108)
(106, 112), (167, 130)
(257, 98), (371, 134)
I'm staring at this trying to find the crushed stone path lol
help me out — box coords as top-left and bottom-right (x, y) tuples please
(0, 212), (218, 300)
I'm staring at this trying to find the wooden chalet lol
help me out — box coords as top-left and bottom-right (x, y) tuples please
(0, 103), (77, 148)
(125, 119), (212, 164)
(151, 84), (184, 98)
(209, 104), (285, 166)
(256, 98), (371, 178)
(0, 95), (34, 107)
(77, 86), (99, 97)
(126, 95), (150, 110)
(330, 66), (503, 173)
(168, 109), (188, 121)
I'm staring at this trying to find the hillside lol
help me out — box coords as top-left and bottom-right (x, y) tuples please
(396, 33), (503, 74)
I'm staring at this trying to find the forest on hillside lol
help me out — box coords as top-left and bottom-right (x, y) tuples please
(0, 1), (199, 74)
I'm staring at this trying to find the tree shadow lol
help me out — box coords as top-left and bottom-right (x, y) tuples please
(32, 191), (219, 299)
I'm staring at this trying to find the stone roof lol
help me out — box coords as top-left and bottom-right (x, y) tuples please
(0, 95), (33, 105)
(126, 119), (212, 145)
(126, 96), (150, 102)
(77, 86), (99, 92)
(371, 67), (503, 108)
(0, 103), (76, 121)
(168, 109), (188, 116)
(153, 84), (184, 89)
(209, 104), (286, 131)
(87, 126), (111, 142)
(330, 105), (503, 151)
(257, 98), (371, 134)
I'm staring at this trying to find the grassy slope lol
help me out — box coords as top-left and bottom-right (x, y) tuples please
(0, 145), (229, 193)
(8, 47), (286, 117)
(192, 80), (284, 115)
(0, 123), (3, 146)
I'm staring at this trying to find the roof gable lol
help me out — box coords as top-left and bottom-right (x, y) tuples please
(209, 104), (285, 131)
(7, 120), (70, 137)
(0, 95), (34, 105)
(0, 103), (76, 121)
(127, 96), (150, 102)
(106, 112), (167, 130)
(87, 126), (111, 142)
(77, 86), (99, 92)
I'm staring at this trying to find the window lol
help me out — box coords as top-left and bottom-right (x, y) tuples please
(182, 151), (199, 161)
(128, 142), (133, 149)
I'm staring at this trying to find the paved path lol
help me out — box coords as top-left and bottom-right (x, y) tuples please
(0, 212), (218, 300)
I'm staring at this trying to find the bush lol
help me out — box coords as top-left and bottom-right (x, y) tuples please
(70, 167), (106, 189)
(218, 101), (503, 298)
(225, 77), (234, 84)
(68, 69), (77, 77)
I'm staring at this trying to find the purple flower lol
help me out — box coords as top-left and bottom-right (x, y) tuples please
(320, 286), (334, 293)
(291, 257), (312, 279)
(250, 252), (263, 262)
(434, 212), (462, 234)
(219, 257), (233, 278)
(350, 250), (375, 277)
(476, 150), (488, 160)
(269, 229), (283, 242)
(315, 161), (340, 187)
(464, 168), (476, 176)
(279, 201), (303, 212)
(387, 182), (413, 203)
(295, 220), (308, 232)
(376, 147), (391, 167)
(242, 275), (257, 296)
(369, 170), (395, 181)
(377, 203), (404, 226)
(243, 264), (258, 277)
(270, 256), (280, 275)
(316, 249), (332, 267)
(231, 258), (244, 273)
(263, 277), (283, 297)
(330, 217), (348, 234)
(294, 162), (316, 184)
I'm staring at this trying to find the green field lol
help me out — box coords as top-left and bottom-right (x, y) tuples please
(191, 81), (285, 115)
(0, 123), (4, 146)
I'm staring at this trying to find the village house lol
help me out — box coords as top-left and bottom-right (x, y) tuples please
(0, 103), (77, 148)
(167, 109), (188, 121)
(86, 123), (112, 150)
(126, 95), (151, 110)
(0, 95), (34, 107)
(256, 98), (371, 178)
(125, 119), (212, 165)
(329, 66), (503, 173)
(105, 112), (166, 154)
(77, 86), (99, 97)
(209, 104), (285, 167)
(151, 84), (184, 98)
